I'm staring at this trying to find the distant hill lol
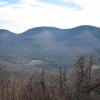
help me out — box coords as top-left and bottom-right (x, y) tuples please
(0, 25), (100, 66)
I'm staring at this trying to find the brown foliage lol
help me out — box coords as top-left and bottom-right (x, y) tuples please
(0, 56), (100, 100)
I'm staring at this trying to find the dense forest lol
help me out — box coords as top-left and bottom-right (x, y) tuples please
(0, 56), (100, 100)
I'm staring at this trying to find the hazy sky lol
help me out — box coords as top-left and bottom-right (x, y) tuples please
(0, 0), (100, 33)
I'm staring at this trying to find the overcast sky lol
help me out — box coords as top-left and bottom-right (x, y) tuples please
(0, 0), (100, 33)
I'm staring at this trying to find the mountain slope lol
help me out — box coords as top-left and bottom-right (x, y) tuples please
(0, 25), (100, 65)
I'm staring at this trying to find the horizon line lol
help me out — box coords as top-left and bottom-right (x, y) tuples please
(0, 24), (100, 34)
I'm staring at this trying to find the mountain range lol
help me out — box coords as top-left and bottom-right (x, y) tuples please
(0, 25), (100, 66)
